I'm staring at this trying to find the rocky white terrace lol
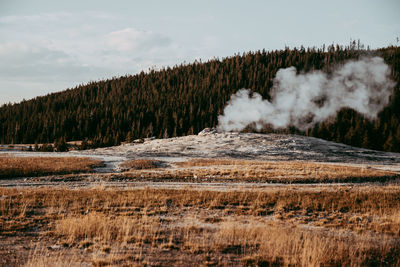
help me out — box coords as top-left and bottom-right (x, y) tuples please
(72, 130), (400, 172)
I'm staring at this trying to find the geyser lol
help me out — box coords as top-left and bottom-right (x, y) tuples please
(218, 57), (395, 132)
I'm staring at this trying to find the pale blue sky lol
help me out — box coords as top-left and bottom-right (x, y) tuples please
(0, 0), (399, 105)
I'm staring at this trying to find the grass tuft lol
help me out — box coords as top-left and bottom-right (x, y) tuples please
(0, 155), (103, 178)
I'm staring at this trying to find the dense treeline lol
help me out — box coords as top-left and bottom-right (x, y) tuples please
(0, 44), (399, 152)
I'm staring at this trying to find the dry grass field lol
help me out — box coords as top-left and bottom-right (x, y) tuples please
(120, 158), (399, 183)
(1, 156), (398, 183)
(0, 155), (103, 179)
(1, 186), (400, 266)
(1, 150), (400, 266)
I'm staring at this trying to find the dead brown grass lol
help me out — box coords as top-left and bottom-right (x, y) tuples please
(123, 158), (399, 183)
(214, 220), (399, 266)
(120, 159), (160, 170)
(0, 155), (103, 178)
(54, 212), (161, 245)
(2, 186), (400, 226)
(25, 248), (83, 267)
(1, 186), (400, 266)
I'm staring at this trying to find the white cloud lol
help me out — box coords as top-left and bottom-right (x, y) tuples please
(107, 28), (171, 52)
(0, 42), (101, 81)
(0, 12), (190, 104)
(0, 13), (66, 23)
(0, 42), (71, 66)
(0, 9), (273, 105)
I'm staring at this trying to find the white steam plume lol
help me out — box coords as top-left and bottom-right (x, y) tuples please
(218, 57), (395, 132)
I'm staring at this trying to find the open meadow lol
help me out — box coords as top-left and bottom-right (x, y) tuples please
(1, 132), (400, 266)
(1, 185), (400, 266)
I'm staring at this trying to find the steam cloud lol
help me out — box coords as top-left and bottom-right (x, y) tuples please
(218, 57), (395, 132)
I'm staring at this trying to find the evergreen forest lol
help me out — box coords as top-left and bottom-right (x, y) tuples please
(0, 44), (399, 152)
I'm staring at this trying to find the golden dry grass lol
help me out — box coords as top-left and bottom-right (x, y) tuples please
(0, 155), (103, 178)
(123, 158), (399, 183)
(25, 249), (83, 267)
(2, 186), (400, 225)
(119, 159), (160, 170)
(1, 154), (399, 265)
(1, 186), (400, 266)
(54, 212), (161, 245)
(214, 220), (399, 266)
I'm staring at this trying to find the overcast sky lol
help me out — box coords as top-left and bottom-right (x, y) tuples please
(0, 0), (399, 105)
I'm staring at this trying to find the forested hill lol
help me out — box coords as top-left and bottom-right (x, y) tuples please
(1, 44), (399, 152)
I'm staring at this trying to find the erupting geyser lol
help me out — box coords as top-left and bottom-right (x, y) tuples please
(218, 57), (395, 132)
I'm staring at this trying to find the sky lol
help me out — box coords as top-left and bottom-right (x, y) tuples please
(0, 0), (399, 105)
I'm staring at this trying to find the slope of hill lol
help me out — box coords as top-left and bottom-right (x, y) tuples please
(0, 45), (399, 151)
(76, 130), (400, 168)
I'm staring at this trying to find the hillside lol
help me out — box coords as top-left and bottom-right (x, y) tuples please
(1, 129), (400, 266)
(0, 44), (399, 151)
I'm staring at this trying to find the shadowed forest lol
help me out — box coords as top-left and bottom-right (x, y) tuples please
(0, 43), (399, 151)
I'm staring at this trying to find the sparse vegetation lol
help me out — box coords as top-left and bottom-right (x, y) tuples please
(1, 146), (399, 265)
(0, 155), (103, 178)
(120, 159), (399, 183)
(1, 186), (400, 266)
(120, 159), (161, 170)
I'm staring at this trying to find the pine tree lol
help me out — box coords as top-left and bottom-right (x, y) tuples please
(0, 45), (399, 152)
(54, 137), (68, 152)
